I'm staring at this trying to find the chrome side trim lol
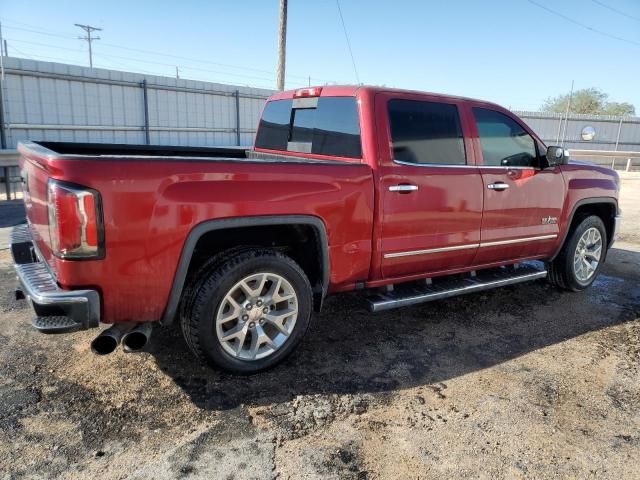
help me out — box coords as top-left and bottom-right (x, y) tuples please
(393, 159), (477, 169)
(384, 243), (479, 259)
(384, 234), (558, 259)
(480, 166), (537, 170)
(479, 234), (557, 248)
(392, 159), (538, 170)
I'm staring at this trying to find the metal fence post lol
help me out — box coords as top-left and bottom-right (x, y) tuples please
(234, 90), (241, 146)
(612, 116), (623, 172)
(614, 116), (623, 151)
(0, 75), (6, 149)
(3, 166), (10, 199)
(142, 79), (150, 145)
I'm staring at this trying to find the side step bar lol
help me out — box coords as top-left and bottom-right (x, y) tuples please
(367, 264), (547, 312)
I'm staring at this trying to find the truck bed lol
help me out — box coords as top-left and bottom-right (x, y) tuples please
(18, 140), (375, 324)
(35, 141), (352, 165)
(36, 141), (249, 159)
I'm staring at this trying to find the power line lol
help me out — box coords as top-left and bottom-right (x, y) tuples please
(0, 17), (75, 36)
(591, 0), (640, 23)
(3, 25), (75, 40)
(6, 40), (277, 89)
(74, 23), (102, 68)
(6, 45), (78, 64)
(10, 38), (277, 81)
(526, 0), (640, 47)
(8, 38), (84, 53)
(2, 20), (342, 83)
(91, 54), (169, 76)
(335, 0), (360, 84)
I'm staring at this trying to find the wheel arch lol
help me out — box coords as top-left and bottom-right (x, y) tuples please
(161, 215), (330, 324)
(550, 197), (618, 261)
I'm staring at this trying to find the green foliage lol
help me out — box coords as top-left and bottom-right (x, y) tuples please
(541, 88), (635, 116)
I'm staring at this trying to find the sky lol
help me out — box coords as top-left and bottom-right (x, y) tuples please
(1, 0), (639, 112)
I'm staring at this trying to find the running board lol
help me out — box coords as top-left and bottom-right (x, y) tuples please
(367, 264), (547, 312)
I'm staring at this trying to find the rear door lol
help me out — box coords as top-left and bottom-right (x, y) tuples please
(469, 105), (565, 264)
(376, 93), (484, 278)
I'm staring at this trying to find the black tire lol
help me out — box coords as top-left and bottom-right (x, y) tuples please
(180, 249), (313, 373)
(547, 215), (607, 292)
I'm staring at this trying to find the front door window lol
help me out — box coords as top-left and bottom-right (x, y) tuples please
(472, 107), (537, 168)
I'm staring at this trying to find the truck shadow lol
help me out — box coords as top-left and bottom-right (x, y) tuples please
(148, 248), (640, 411)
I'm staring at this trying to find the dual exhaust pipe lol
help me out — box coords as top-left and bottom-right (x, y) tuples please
(90, 322), (152, 356)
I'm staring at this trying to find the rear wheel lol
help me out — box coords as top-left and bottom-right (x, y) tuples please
(180, 249), (313, 373)
(547, 215), (607, 291)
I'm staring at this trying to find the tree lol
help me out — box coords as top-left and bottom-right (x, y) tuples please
(541, 88), (635, 116)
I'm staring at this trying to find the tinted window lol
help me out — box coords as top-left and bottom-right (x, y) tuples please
(388, 99), (466, 165)
(254, 99), (292, 150)
(473, 108), (537, 167)
(255, 97), (361, 158)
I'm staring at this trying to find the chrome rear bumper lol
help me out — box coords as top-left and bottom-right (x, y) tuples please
(10, 224), (100, 330)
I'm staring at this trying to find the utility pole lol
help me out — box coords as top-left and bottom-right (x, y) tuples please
(175, 66), (180, 79)
(276, 0), (287, 91)
(74, 23), (102, 68)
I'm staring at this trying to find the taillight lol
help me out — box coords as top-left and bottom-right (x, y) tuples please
(47, 179), (104, 259)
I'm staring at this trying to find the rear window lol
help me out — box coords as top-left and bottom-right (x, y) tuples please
(255, 97), (362, 158)
(388, 99), (466, 165)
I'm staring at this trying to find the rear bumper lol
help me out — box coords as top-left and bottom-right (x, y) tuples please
(10, 224), (100, 330)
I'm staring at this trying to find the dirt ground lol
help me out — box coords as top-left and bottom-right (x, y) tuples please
(1, 175), (638, 480)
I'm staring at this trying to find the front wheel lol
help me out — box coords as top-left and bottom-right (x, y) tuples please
(180, 249), (313, 373)
(548, 215), (607, 291)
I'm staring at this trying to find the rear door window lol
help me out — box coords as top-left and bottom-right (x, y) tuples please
(388, 99), (466, 165)
(255, 97), (362, 158)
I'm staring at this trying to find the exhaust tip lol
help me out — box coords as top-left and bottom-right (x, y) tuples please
(91, 335), (119, 355)
(90, 323), (135, 356)
(122, 331), (147, 352)
(122, 323), (152, 353)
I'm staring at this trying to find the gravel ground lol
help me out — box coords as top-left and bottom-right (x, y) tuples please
(0, 176), (638, 479)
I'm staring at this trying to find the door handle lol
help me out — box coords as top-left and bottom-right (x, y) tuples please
(487, 182), (509, 191)
(389, 184), (418, 193)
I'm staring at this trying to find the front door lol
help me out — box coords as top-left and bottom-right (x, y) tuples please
(469, 105), (565, 265)
(377, 95), (484, 278)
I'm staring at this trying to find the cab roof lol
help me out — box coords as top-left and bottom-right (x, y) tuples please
(268, 85), (505, 111)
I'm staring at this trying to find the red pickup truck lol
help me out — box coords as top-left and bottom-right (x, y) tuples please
(12, 85), (620, 373)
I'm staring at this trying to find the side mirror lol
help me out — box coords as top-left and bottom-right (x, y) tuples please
(545, 146), (569, 167)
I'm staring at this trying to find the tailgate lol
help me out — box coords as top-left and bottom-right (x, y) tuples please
(18, 143), (56, 273)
